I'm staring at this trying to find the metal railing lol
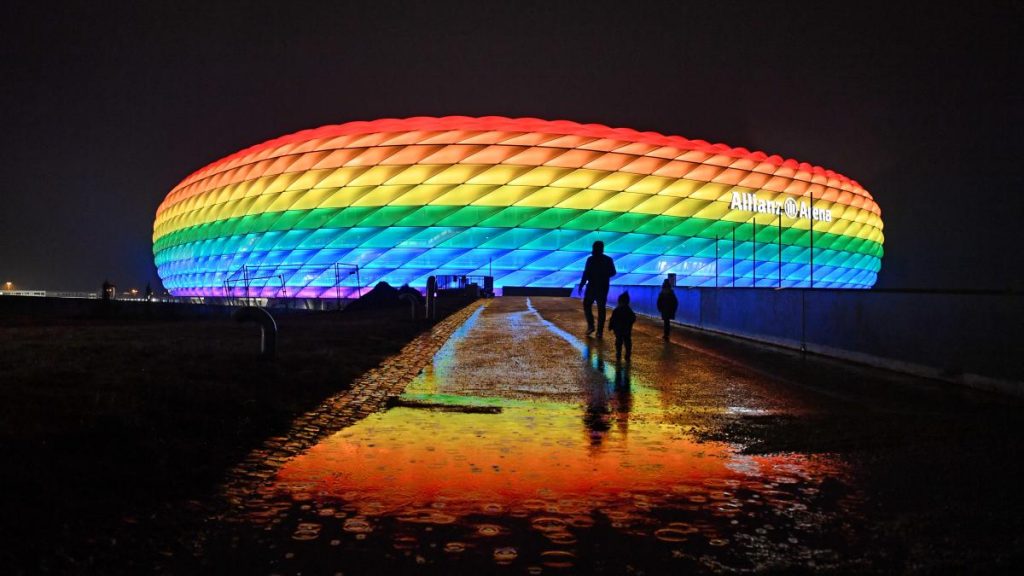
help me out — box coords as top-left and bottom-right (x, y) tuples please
(714, 212), (821, 289)
(223, 263), (362, 307)
(433, 274), (490, 291)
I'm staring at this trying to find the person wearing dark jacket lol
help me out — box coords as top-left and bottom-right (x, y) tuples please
(656, 279), (678, 340)
(578, 240), (617, 338)
(608, 291), (636, 363)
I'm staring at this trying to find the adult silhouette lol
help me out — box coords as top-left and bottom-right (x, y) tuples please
(577, 240), (617, 337)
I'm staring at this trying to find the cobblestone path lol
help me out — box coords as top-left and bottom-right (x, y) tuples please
(221, 300), (486, 508)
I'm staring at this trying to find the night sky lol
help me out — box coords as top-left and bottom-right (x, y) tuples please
(1, 1), (1020, 292)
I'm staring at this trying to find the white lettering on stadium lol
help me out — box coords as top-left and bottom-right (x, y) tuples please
(729, 191), (832, 222)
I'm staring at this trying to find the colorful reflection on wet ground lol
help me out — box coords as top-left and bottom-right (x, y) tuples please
(237, 298), (869, 573)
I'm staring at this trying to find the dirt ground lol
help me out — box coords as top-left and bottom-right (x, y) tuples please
(0, 297), (472, 574)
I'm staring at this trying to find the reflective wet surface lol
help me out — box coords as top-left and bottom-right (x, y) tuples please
(228, 297), (873, 573)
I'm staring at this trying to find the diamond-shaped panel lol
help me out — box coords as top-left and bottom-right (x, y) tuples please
(153, 117), (884, 297)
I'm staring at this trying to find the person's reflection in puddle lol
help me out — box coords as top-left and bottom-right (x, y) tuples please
(612, 365), (632, 438)
(582, 348), (634, 450)
(583, 347), (612, 452)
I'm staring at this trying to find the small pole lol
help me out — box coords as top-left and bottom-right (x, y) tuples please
(243, 265), (250, 306)
(809, 189), (815, 288)
(731, 226), (736, 288)
(778, 212), (783, 288)
(715, 234), (719, 288)
(233, 306), (277, 359)
(752, 216), (757, 288)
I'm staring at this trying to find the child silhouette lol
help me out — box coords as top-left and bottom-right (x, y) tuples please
(656, 279), (678, 340)
(608, 291), (636, 364)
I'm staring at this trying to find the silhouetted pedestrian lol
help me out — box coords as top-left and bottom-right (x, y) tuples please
(609, 291), (636, 363)
(578, 240), (616, 338)
(656, 279), (678, 340)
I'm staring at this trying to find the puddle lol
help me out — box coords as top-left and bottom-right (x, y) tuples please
(233, 298), (867, 573)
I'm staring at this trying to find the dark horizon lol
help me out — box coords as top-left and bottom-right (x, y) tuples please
(1, 0), (1021, 292)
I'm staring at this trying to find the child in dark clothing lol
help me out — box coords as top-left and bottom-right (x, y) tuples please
(656, 279), (678, 340)
(608, 291), (636, 363)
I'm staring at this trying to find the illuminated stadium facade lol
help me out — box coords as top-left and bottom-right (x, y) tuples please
(153, 117), (884, 297)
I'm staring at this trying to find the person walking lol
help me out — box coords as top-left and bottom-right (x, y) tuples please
(608, 291), (636, 364)
(656, 278), (678, 340)
(577, 240), (616, 338)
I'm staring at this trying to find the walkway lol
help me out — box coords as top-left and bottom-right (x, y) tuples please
(206, 296), (1023, 574)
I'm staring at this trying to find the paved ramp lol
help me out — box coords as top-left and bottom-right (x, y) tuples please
(219, 297), (873, 574)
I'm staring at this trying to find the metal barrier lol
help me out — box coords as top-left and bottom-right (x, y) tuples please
(232, 306), (277, 359)
(223, 263), (362, 307)
(433, 274), (494, 297)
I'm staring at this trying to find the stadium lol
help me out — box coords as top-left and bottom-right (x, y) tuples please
(152, 116), (884, 298)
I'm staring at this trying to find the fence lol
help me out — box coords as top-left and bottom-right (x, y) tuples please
(579, 285), (1024, 396)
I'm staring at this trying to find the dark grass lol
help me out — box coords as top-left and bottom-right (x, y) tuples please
(0, 299), (472, 574)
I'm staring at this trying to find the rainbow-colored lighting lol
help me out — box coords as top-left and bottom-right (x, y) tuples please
(153, 117), (883, 297)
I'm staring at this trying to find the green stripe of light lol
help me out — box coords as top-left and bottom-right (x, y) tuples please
(154, 206), (883, 258)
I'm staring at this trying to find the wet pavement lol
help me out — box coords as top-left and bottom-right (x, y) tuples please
(213, 297), (888, 574)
